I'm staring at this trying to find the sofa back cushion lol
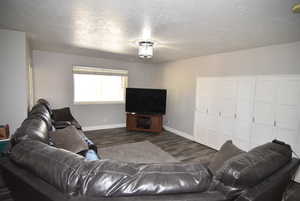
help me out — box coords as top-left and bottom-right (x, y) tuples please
(49, 126), (88, 154)
(12, 117), (49, 146)
(215, 142), (292, 197)
(52, 107), (73, 121)
(208, 140), (245, 174)
(10, 140), (213, 197)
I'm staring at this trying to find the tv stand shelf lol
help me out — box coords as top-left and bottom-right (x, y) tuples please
(126, 113), (163, 133)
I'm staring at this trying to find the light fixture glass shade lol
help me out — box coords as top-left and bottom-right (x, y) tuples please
(293, 4), (300, 13)
(138, 41), (154, 59)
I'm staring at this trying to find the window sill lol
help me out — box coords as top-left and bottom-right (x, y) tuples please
(73, 101), (125, 105)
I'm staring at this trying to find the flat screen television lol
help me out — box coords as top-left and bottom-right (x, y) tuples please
(126, 88), (167, 115)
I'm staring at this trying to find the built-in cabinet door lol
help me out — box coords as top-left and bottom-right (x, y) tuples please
(194, 75), (300, 182)
(194, 78), (210, 145)
(218, 78), (238, 148)
(251, 77), (278, 148)
(195, 78), (210, 114)
(274, 78), (300, 154)
(233, 77), (255, 151)
(206, 78), (222, 149)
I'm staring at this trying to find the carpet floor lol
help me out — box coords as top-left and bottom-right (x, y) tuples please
(85, 127), (300, 201)
(98, 141), (179, 163)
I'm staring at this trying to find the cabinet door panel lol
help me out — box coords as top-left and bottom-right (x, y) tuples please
(196, 78), (210, 113)
(252, 78), (277, 146)
(218, 78), (237, 148)
(220, 117), (235, 136)
(276, 129), (299, 153)
(276, 105), (299, 130)
(194, 111), (208, 145)
(206, 115), (220, 132)
(251, 124), (276, 146)
(254, 102), (275, 125)
(220, 79), (237, 99)
(237, 100), (253, 122)
(255, 79), (277, 102)
(207, 78), (221, 117)
(235, 121), (252, 142)
(206, 129), (221, 150)
(238, 78), (255, 101)
(234, 77), (255, 150)
(196, 95), (209, 114)
(276, 79), (300, 130)
(221, 99), (236, 118)
(232, 137), (251, 151)
(275, 78), (300, 156)
(277, 80), (300, 106)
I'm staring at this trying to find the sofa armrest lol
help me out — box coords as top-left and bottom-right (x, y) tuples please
(235, 158), (300, 201)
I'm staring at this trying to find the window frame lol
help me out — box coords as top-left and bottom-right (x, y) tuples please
(72, 66), (128, 105)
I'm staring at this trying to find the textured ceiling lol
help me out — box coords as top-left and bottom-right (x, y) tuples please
(0, 0), (300, 63)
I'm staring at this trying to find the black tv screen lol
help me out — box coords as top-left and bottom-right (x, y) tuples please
(126, 88), (167, 115)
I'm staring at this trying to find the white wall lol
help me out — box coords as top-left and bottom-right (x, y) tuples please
(160, 41), (300, 135)
(0, 29), (28, 133)
(33, 50), (161, 128)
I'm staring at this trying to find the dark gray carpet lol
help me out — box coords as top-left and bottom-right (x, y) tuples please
(98, 141), (179, 163)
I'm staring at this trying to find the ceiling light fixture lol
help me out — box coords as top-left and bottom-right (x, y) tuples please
(138, 41), (154, 59)
(292, 4), (300, 13)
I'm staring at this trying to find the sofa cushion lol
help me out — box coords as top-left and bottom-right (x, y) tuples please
(49, 126), (88, 154)
(10, 140), (213, 197)
(214, 142), (292, 197)
(208, 140), (245, 174)
(12, 117), (49, 146)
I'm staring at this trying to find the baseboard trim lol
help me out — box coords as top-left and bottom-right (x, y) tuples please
(82, 123), (126, 132)
(163, 125), (195, 142)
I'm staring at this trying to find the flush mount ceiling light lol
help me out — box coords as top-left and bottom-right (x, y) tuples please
(138, 41), (154, 59)
(293, 4), (300, 13)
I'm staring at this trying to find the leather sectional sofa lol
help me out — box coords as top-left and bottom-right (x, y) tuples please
(0, 100), (299, 201)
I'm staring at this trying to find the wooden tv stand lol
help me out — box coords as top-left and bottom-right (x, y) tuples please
(126, 113), (163, 133)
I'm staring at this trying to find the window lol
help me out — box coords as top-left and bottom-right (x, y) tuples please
(73, 66), (128, 104)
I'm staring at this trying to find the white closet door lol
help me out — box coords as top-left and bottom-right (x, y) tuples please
(195, 78), (210, 113)
(194, 78), (210, 145)
(194, 111), (208, 145)
(206, 78), (222, 149)
(275, 78), (300, 154)
(251, 77), (278, 148)
(219, 78), (237, 148)
(233, 77), (255, 151)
